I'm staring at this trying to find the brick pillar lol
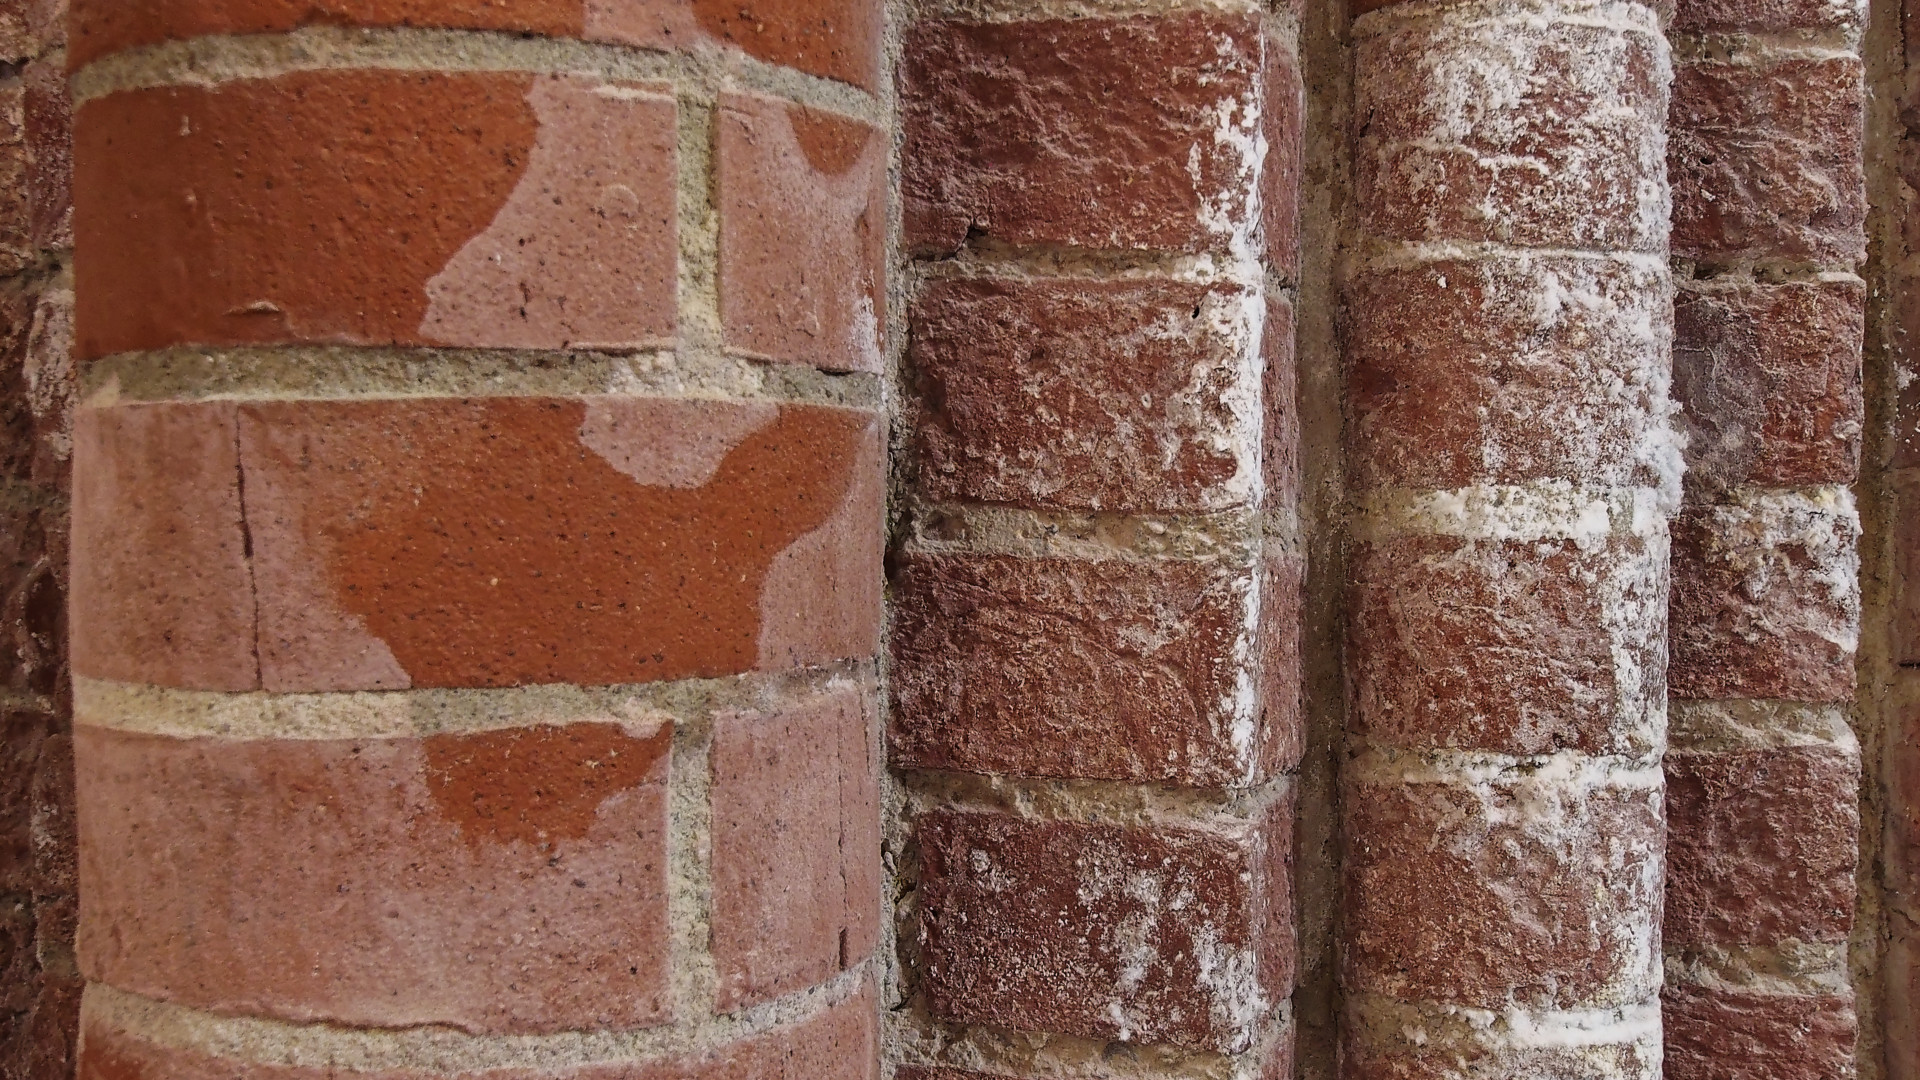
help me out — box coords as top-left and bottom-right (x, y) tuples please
(0, 0), (76, 1075)
(1661, 0), (1868, 1075)
(1342, 1), (1676, 1075)
(889, 4), (1303, 1079)
(64, 3), (885, 1076)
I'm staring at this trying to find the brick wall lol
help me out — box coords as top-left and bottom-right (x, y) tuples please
(62, 2), (886, 1077)
(886, 3), (1303, 1078)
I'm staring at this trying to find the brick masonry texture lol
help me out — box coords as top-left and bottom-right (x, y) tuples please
(915, 807), (1292, 1055)
(71, 398), (883, 691)
(67, 0), (885, 88)
(76, 721), (674, 1033)
(1663, 984), (1856, 1080)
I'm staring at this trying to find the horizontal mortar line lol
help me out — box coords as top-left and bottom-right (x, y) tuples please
(1352, 483), (1671, 545)
(913, 0), (1272, 25)
(1352, 3), (1665, 40)
(0, 688), (56, 715)
(1351, 240), (1669, 274)
(82, 344), (883, 411)
(74, 662), (873, 741)
(894, 764), (1296, 829)
(1344, 744), (1664, 789)
(86, 966), (872, 1073)
(898, 499), (1277, 564)
(1663, 941), (1853, 997)
(1670, 29), (1863, 62)
(1342, 992), (1660, 1051)
(71, 25), (881, 122)
(882, 1001), (1286, 1080)
(1681, 482), (1861, 521)
(1674, 266), (1867, 288)
(913, 243), (1269, 290)
(1667, 698), (1860, 754)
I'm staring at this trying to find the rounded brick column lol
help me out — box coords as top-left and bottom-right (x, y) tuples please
(1342, 0), (1677, 1075)
(64, 3), (884, 1077)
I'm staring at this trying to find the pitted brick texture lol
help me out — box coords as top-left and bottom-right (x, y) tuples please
(890, 553), (1295, 787)
(915, 806), (1292, 1054)
(71, 398), (882, 692)
(75, 721), (673, 1034)
(68, 0), (885, 89)
(1663, 985), (1856, 1080)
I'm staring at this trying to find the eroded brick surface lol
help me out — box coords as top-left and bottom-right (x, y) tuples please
(1663, 984), (1855, 1080)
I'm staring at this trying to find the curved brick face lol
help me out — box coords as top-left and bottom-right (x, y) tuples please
(71, 398), (882, 691)
(78, 981), (879, 1079)
(68, 0), (884, 89)
(1354, 10), (1668, 253)
(74, 72), (678, 361)
(1351, 535), (1666, 757)
(1347, 254), (1672, 490)
(1343, 774), (1663, 1010)
(76, 722), (673, 1033)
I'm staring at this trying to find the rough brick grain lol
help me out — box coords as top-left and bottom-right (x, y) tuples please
(75, 721), (673, 1034)
(25, 58), (67, 253)
(1354, 13), (1668, 252)
(1265, 295), (1299, 510)
(1669, 491), (1860, 702)
(916, 808), (1290, 1054)
(1663, 984), (1855, 1080)
(1673, 279), (1864, 489)
(77, 980), (878, 1079)
(0, 83), (29, 275)
(1264, 41), (1304, 279)
(711, 685), (878, 1011)
(889, 553), (1285, 788)
(1670, 58), (1866, 266)
(68, 0), (884, 90)
(910, 278), (1261, 514)
(1665, 745), (1858, 945)
(1673, 0), (1864, 30)
(717, 94), (885, 374)
(1347, 254), (1673, 490)
(901, 13), (1268, 257)
(1341, 1012), (1660, 1080)
(1343, 771), (1663, 1010)
(75, 72), (678, 360)
(1351, 535), (1666, 757)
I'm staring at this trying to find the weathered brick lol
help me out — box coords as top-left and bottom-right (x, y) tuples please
(1670, 57), (1866, 265)
(1674, 0), (1864, 31)
(1265, 295), (1299, 510)
(1264, 40), (1304, 279)
(1351, 535), (1666, 757)
(1341, 1009), (1659, 1080)
(1343, 771), (1663, 1010)
(1665, 745), (1858, 945)
(1890, 912), (1920, 1080)
(0, 83), (29, 275)
(0, 710), (52, 892)
(901, 13), (1269, 257)
(77, 980), (878, 1079)
(1355, 14), (1668, 252)
(1663, 984), (1855, 1080)
(910, 278), (1261, 514)
(890, 552), (1291, 787)
(68, 0), (883, 89)
(915, 806), (1292, 1054)
(72, 398), (881, 691)
(1895, 473), (1920, 666)
(24, 57), (68, 252)
(1669, 490), (1859, 702)
(75, 72), (678, 361)
(716, 94), (885, 374)
(76, 721), (673, 1033)
(1673, 279), (1864, 489)
(1346, 254), (1672, 490)
(711, 684), (879, 1011)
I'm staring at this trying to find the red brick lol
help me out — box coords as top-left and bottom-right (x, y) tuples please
(1673, 279), (1864, 489)
(1674, 0), (1864, 30)
(1670, 58), (1866, 265)
(69, 403), (255, 692)
(68, 0), (883, 89)
(1355, 16), (1667, 252)
(1663, 984), (1855, 1080)
(75, 721), (673, 1033)
(24, 58), (67, 252)
(1264, 41), (1304, 279)
(1265, 295), (1299, 509)
(716, 94), (885, 374)
(909, 278), (1261, 514)
(889, 552), (1290, 787)
(1346, 254), (1672, 490)
(0, 278), (71, 494)
(711, 684), (879, 1011)
(1665, 746), (1858, 946)
(1352, 535), (1665, 757)
(1343, 773), (1663, 1010)
(77, 980), (878, 1079)
(1669, 493), (1859, 702)
(0, 82), (29, 274)
(915, 806), (1291, 1054)
(901, 13), (1269, 257)
(74, 72), (677, 361)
